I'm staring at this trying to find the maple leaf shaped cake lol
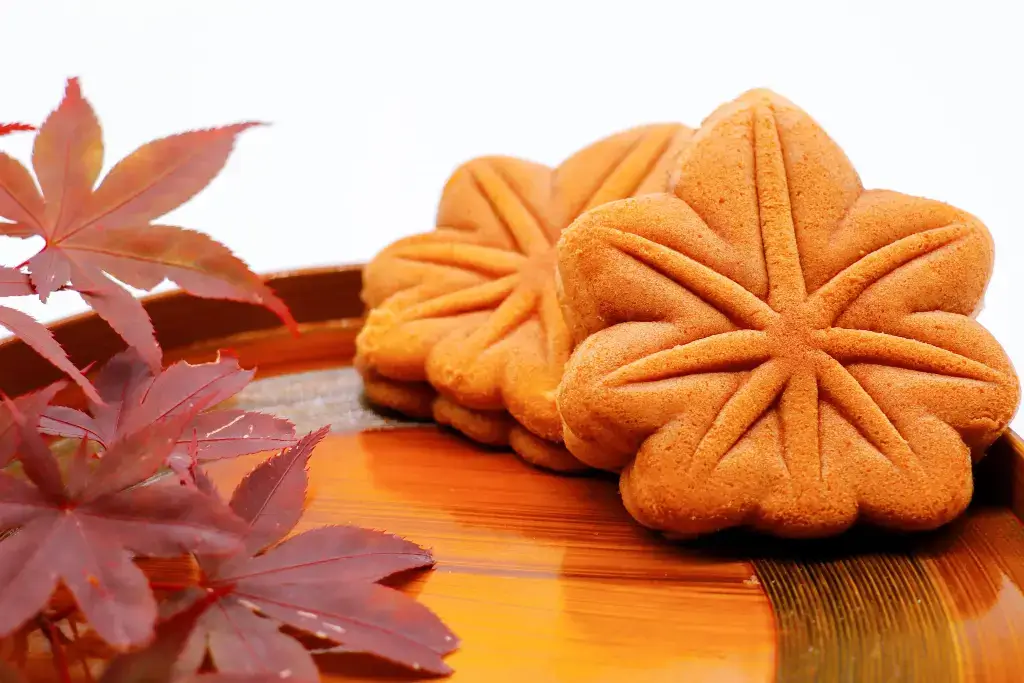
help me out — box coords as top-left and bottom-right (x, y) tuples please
(357, 123), (693, 470)
(556, 90), (1020, 538)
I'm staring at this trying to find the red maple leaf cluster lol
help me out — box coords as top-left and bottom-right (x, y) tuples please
(0, 78), (297, 376)
(168, 428), (457, 679)
(0, 353), (456, 681)
(0, 80), (458, 681)
(38, 348), (298, 472)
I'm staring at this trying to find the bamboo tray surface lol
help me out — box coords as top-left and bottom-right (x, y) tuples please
(1, 265), (1022, 683)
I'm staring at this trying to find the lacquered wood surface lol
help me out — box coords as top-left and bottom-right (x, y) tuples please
(204, 426), (776, 683)
(2, 265), (1023, 682)
(218, 364), (1024, 683)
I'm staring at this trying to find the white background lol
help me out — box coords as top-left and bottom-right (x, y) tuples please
(1, 0), (1022, 425)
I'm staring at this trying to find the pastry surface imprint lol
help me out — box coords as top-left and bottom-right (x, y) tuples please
(357, 123), (693, 470)
(556, 90), (1020, 536)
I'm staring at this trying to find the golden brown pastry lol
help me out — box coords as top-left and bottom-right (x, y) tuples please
(556, 89), (1020, 537)
(357, 123), (693, 470)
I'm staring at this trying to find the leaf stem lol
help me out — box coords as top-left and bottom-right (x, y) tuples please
(46, 606), (79, 622)
(38, 616), (72, 683)
(66, 618), (94, 683)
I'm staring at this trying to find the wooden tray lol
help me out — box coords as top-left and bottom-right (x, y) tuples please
(2, 265), (1023, 683)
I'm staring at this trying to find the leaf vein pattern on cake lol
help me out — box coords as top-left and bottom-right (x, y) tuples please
(555, 89), (1019, 536)
(356, 122), (693, 469)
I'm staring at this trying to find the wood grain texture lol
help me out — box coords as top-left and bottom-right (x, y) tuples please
(2, 265), (1023, 682)
(750, 509), (1024, 683)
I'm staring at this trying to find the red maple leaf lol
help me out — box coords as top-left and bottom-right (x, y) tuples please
(0, 395), (247, 649)
(98, 588), (237, 683)
(0, 78), (297, 369)
(38, 348), (296, 469)
(0, 381), (70, 467)
(165, 427), (458, 680)
(100, 582), (301, 682)
(0, 267), (98, 402)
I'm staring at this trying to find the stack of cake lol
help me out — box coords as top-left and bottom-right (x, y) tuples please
(356, 90), (1020, 539)
(355, 123), (694, 471)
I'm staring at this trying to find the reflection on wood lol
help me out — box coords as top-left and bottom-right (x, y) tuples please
(224, 365), (427, 435)
(1004, 432), (1024, 521)
(975, 431), (1024, 524)
(924, 511), (1024, 682)
(206, 428), (777, 683)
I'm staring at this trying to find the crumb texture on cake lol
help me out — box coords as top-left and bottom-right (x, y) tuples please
(556, 89), (1020, 538)
(356, 123), (693, 469)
